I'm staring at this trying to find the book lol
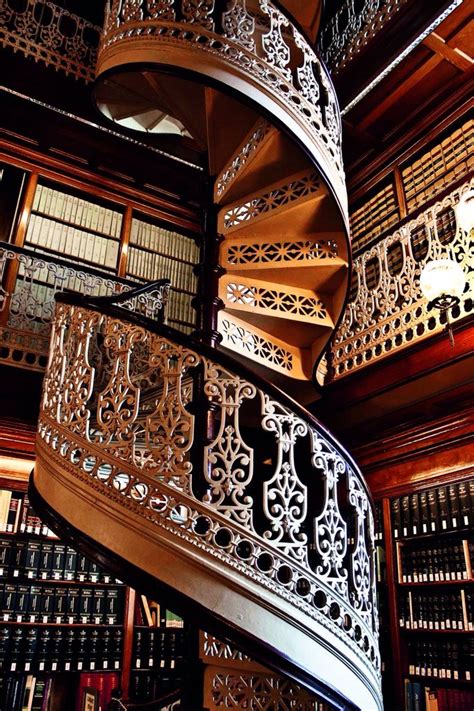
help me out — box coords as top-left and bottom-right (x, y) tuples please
(437, 486), (449, 531)
(0, 490), (12, 532)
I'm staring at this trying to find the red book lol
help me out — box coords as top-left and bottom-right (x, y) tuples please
(6, 492), (23, 533)
(76, 673), (95, 711)
(105, 672), (120, 707)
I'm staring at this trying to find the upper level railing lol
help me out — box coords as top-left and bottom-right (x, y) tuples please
(99, 0), (345, 207)
(0, 241), (169, 371)
(37, 285), (381, 705)
(0, 0), (100, 81)
(328, 178), (473, 381)
(319, 0), (410, 74)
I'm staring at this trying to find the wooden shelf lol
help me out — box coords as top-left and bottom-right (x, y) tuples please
(401, 627), (473, 634)
(31, 210), (121, 241)
(1, 620), (122, 627)
(23, 242), (117, 274)
(0, 575), (123, 587)
(398, 579), (473, 587)
(129, 241), (195, 266)
(407, 673), (472, 686)
(395, 527), (472, 543)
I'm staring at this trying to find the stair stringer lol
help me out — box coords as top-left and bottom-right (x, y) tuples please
(33, 439), (380, 711)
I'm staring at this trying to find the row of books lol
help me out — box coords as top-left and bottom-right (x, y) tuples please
(399, 590), (473, 631)
(0, 626), (123, 672)
(374, 501), (384, 542)
(32, 184), (123, 238)
(127, 245), (197, 292)
(407, 639), (473, 681)
(26, 214), (120, 270)
(1, 582), (124, 624)
(136, 596), (184, 629)
(396, 540), (472, 583)
(133, 628), (184, 671)
(129, 671), (180, 704)
(0, 535), (120, 584)
(0, 492), (56, 538)
(130, 218), (199, 262)
(404, 680), (474, 711)
(167, 290), (195, 326)
(0, 671), (120, 711)
(391, 481), (473, 538)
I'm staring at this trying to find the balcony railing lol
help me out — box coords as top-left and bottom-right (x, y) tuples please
(0, 0), (100, 81)
(319, 0), (410, 74)
(0, 242), (169, 371)
(328, 179), (473, 380)
(36, 287), (381, 708)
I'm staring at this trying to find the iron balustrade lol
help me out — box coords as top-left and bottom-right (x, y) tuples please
(0, 0), (100, 81)
(0, 241), (170, 371)
(37, 286), (381, 703)
(319, 0), (410, 74)
(328, 179), (473, 381)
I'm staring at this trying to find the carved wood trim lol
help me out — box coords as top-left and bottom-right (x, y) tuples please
(0, 141), (201, 233)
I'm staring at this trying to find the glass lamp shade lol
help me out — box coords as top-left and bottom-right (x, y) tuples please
(419, 258), (466, 304)
(456, 189), (474, 233)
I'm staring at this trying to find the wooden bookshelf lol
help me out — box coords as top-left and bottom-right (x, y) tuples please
(375, 476), (474, 711)
(0, 153), (202, 338)
(0, 477), (192, 709)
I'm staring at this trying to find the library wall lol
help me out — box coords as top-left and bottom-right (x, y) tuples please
(0, 147), (203, 372)
(357, 408), (474, 711)
(0, 479), (189, 711)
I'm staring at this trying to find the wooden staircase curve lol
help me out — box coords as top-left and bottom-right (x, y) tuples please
(32, 288), (382, 711)
(94, 0), (349, 385)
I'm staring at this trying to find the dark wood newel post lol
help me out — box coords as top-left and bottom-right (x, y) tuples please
(189, 178), (224, 497)
(192, 177), (225, 349)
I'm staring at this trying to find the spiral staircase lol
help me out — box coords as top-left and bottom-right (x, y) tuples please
(32, 2), (382, 709)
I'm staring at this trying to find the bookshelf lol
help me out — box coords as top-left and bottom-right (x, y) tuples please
(0, 481), (191, 711)
(0, 157), (202, 338)
(127, 215), (200, 333)
(381, 477), (474, 711)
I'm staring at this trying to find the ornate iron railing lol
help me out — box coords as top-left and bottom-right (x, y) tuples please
(99, 0), (344, 207)
(37, 287), (381, 705)
(328, 179), (473, 380)
(0, 242), (169, 371)
(319, 0), (410, 74)
(200, 632), (327, 709)
(0, 0), (101, 81)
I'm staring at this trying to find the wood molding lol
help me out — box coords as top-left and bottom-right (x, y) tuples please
(0, 419), (36, 459)
(346, 93), (472, 200)
(352, 404), (474, 497)
(0, 140), (201, 233)
(320, 318), (474, 412)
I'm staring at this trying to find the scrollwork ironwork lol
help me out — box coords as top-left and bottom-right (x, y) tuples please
(38, 298), (380, 686)
(0, 0), (100, 82)
(203, 372), (257, 526)
(329, 180), (473, 381)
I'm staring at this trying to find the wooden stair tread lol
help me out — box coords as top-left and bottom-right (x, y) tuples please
(215, 126), (307, 206)
(222, 307), (332, 348)
(222, 260), (347, 292)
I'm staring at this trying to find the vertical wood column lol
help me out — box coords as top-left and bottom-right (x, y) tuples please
(393, 166), (407, 220)
(120, 587), (136, 700)
(382, 496), (403, 710)
(117, 205), (133, 278)
(1, 172), (38, 326)
(192, 179), (224, 348)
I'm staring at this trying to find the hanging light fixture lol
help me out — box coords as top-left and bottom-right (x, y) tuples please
(455, 188), (474, 234)
(419, 258), (466, 347)
(419, 189), (471, 347)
